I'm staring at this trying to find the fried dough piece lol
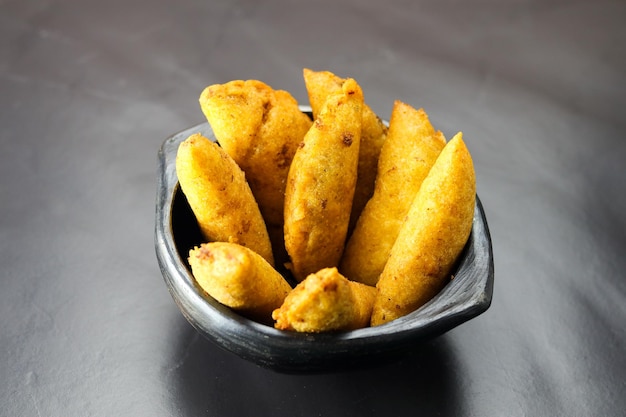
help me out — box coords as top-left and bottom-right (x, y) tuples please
(272, 267), (376, 332)
(189, 242), (291, 324)
(340, 102), (446, 286)
(176, 133), (274, 265)
(199, 80), (312, 265)
(371, 133), (476, 326)
(303, 68), (387, 233)
(284, 78), (363, 281)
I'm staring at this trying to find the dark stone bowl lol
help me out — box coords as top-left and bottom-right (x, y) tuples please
(154, 116), (494, 373)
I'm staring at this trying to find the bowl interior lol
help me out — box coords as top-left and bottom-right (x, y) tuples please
(155, 120), (494, 373)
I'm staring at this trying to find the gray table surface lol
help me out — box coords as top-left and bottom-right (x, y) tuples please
(1, 0), (625, 416)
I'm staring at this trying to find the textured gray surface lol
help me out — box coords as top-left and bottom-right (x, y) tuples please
(1, 0), (625, 415)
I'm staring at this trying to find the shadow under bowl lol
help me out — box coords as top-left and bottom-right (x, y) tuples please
(154, 119), (494, 373)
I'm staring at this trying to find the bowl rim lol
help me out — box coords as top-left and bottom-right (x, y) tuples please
(154, 112), (494, 371)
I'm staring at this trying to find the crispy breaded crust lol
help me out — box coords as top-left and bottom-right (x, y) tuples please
(341, 101), (446, 285)
(284, 79), (363, 281)
(303, 69), (387, 233)
(371, 133), (476, 326)
(176, 133), (274, 265)
(272, 267), (376, 332)
(189, 242), (291, 324)
(199, 80), (312, 264)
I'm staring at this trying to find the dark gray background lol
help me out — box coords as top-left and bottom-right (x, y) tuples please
(1, 0), (625, 415)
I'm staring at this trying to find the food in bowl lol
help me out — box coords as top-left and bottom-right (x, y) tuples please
(175, 68), (478, 332)
(155, 122), (493, 372)
(155, 68), (493, 371)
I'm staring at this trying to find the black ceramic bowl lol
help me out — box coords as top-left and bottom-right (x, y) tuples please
(154, 114), (494, 373)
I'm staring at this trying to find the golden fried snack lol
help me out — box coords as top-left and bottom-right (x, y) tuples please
(370, 133), (476, 326)
(272, 267), (377, 332)
(199, 80), (312, 265)
(189, 242), (292, 324)
(176, 133), (274, 265)
(303, 68), (387, 233)
(284, 78), (363, 281)
(340, 101), (446, 286)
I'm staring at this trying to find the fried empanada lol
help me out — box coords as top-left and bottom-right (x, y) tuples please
(341, 101), (446, 285)
(199, 80), (312, 265)
(189, 242), (291, 324)
(176, 133), (274, 265)
(284, 78), (363, 281)
(303, 68), (387, 233)
(272, 267), (376, 332)
(371, 133), (475, 326)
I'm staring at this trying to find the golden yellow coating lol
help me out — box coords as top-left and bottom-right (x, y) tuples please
(199, 79), (312, 265)
(348, 278), (379, 328)
(340, 101), (446, 286)
(284, 78), (363, 281)
(371, 133), (476, 326)
(272, 267), (377, 332)
(176, 133), (274, 265)
(303, 68), (387, 233)
(188, 242), (292, 324)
